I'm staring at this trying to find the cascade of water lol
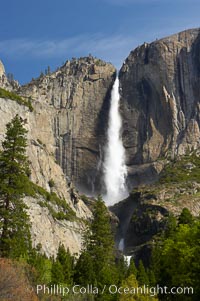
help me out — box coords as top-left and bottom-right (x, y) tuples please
(103, 76), (128, 205)
(118, 238), (125, 252)
(124, 255), (132, 267)
(118, 238), (132, 263)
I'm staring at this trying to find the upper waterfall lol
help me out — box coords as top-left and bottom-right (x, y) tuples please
(103, 76), (128, 205)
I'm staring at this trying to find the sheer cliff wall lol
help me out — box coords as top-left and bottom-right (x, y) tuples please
(120, 28), (200, 187)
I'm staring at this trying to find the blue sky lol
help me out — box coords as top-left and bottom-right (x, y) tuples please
(0, 0), (200, 84)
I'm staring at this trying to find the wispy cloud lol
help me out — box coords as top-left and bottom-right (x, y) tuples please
(1, 23), (198, 70)
(0, 34), (137, 68)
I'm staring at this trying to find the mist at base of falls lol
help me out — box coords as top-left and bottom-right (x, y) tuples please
(118, 238), (132, 263)
(103, 77), (128, 206)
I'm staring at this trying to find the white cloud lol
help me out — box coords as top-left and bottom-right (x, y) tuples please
(0, 34), (137, 68)
(1, 23), (198, 70)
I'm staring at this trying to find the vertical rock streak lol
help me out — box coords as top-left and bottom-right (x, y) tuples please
(104, 77), (128, 205)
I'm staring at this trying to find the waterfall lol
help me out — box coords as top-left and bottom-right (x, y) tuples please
(118, 238), (125, 252)
(124, 255), (132, 267)
(103, 76), (128, 205)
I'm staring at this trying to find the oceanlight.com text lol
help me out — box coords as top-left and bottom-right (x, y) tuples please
(36, 284), (194, 297)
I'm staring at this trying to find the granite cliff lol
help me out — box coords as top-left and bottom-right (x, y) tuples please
(114, 27), (200, 260)
(0, 57), (115, 256)
(111, 152), (200, 264)
(20, 57), (116, 194)
(120, 28), (200, 188)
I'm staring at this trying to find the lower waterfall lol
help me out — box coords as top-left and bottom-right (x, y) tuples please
(103, 76), (128, 206)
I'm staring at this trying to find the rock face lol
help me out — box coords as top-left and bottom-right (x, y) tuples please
(0, 60), (12, 90)
(0, 95), (92, 256)
(0, 57), (115, 256)
(0, 60), (20, 91)
(0, 60), (5, 76)
(119, 28), (200, 188)
(25, 197), (89, 257)
(20, 57), (116, 194)
(111, 180), (200, 265)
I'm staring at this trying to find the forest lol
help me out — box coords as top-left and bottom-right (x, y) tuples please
(0, 115), (199, 301)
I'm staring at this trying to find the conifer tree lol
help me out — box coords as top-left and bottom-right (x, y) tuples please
(28, 249), (52, 284)
(50, 244), (74, 285)
(147, 268), (156, 286)
(137, 260), (149, 286)
(119, 274), (158, 301)
(165, 213), (177, 238)
(51, 260), (65, 284)
(56, 243), (74, 285)
(178, 208), (193, 225)
(117, 256), (129, 283)
(0, 115), (31, 258)
(89, 196), (116, 278)
(75, 196), (118, 300)
(127, 258), (138, 277)
(74, 251), (95, 285)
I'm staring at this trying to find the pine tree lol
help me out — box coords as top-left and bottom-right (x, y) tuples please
(89, 196), (118, 288)
(117, 256), (129, 283)
(147, 268), (156, 286)
(165, 213), (177, 238)
(50, 244), (75, 285)
(137, 260), (149, 286)
(51, 260), (65, 284)
(56, 243), (74, 285)
(28, 249), (52, 284)
(127, 258), (138, 277)
(119, 274), (158, 301)
(0, 115), (31, 258)
(74, 251), (95, 285)
(75, 196), (118, 300)
(47, 66), (51, 75)
(178, 208), (193, 225)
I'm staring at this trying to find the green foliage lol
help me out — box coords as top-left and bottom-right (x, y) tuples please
(48, 179), (55, 188)
(149, 210), (200, 300)
(178, 208), (193, 225)
(95, 59), (106, 66)
(28, 249), (52, 284)
(75, 196), (118, 300)
(147, 268), (156, 286)
(127, 258), (138, 277)
(0, 87), (33, 112)
(40, 71), (44, 78)
(51, 243), (74, 287)
(25, 182), (76, 221)
(117, 256), (129, 283)
(56, 244), (74, 285)
(74, 251), (96, 285)
(7, 72), (14, 82)
(137, 260), (149, 286)
(164, 213), (177, 238)
(45, 66), (51, 75)
(80, 194), (90, 203)
(119, 274), (158, 301)
(51, 260), (65, 284)
(159, 152), (200, 184)
(0, 115), (32, 258)
(37, 138), (43, 145)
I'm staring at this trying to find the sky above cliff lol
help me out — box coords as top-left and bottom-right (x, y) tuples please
(0, 0), (200, 84)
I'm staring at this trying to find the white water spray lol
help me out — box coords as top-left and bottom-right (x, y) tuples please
(118, 238), (125, 252)
(103, 77), (128, 205)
